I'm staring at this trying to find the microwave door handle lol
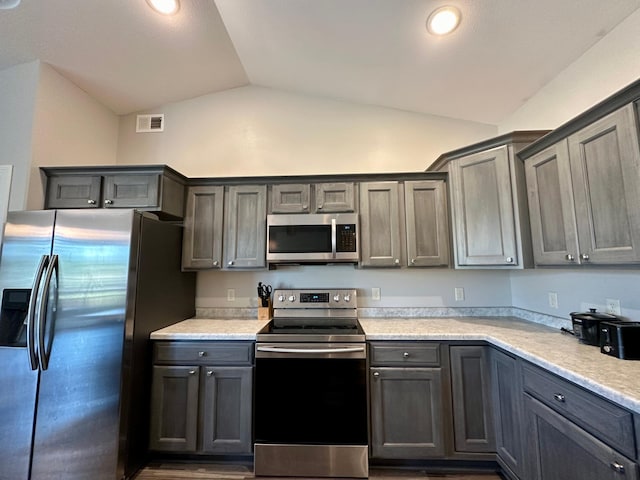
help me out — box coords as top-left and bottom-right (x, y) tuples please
(331, 218), (337, 258)
(27, 255), (49, 371)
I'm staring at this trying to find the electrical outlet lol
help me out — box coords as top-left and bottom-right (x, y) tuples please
(548, 292), (558, 309)
(606, 298), (621, 315)
(372, 287), (381, 301)
(227, 288), (235, 302)
(454, 287), (465, 301)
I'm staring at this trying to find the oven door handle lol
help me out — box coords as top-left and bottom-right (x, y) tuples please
(257, 346), (365, 354)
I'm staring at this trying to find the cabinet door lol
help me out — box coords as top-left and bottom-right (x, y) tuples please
(201, 367), (253, 454)
(524, 394), (639, 480)
(491, 349), (524, 478)
(370, 367), (445, 458)
(568, 104), (640, 264)
(224, 185), (267, 269)
(404, 180), (450, 267)
(449, 146), (518, 266)
(525, 141), (580, 266)
(182, 186), (224, 269)
(450, 346), (495, 453)
(315, 182), (355, 212)
(271, 184), (311, 213)
(359, 182), (402, 267)
(149, 365), (199, 452)
(102, 174), (160, 208)
(44, 175), (102, 209)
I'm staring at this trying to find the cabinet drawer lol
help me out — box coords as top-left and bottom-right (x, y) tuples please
(154, 341), (254, 366)
(369, 342), (440, 366)
(522, 363), (635, 458)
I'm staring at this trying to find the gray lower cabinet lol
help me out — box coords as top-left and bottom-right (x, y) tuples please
(524, 395), (639, 480)
(525, 103), (640, 265)
(490, 348), (524, 479)
(369, 342), (445, 458)
(449, 346), (495, 453)
(149, 342), (254, 455)
(224, 185), (267, 269)
(41, 165), (187, 219)
(182, 185), (224, 269)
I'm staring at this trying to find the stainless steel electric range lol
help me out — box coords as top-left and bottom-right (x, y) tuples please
(254, 288), (368, 478)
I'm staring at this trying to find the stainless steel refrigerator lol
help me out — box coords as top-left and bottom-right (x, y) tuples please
(0, 209), (196, 480)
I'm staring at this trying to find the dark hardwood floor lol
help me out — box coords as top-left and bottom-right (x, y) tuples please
(134, 462), (503, 480)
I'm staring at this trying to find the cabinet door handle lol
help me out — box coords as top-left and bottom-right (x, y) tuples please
(188, 370), (196, 375)
(213, 260), (219, 267)
(565, 253), (575, 262)
(372, 372), (380, 378)
(206, 370), (214, 377)
(317, 204), (323, 210)
(553, 393), (565, 403)
(580, 253), (590, 261)
(410, 259), (416, 265)
(104, 199), (113, 205)
(87, 199), (96, 205)
(394, 259), (400, 265)
(506, 257), (514, 264)
(228, 260), (234, 266)
(610, 462), (625, 473)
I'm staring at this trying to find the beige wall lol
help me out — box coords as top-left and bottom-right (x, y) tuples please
(0, 61), (39, 211)
(117, 85), (497, 175)
(498, 8), (640, 132)
(27, 63), (119, 209)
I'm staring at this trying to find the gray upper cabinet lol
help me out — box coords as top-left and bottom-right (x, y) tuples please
(271, 183), (311, 213)
(315, 182), (355, 212)
(270, 182), (355, 213)
(182, 186), (224, 270)
(404, 180), (449, 267)
(449, 146), (521, 267)
(525, 141), (580, 265)
(42, 165), (187, 220)
(224, 185), (267, 269)
(359, 181), (403, 267)
(568, 104), (640, 264)
(431, 132), (547, 269)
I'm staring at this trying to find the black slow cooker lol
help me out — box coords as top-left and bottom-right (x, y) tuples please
(570, 309), (620, 345)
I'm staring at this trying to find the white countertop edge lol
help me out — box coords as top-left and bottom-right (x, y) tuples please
(150, 332), (259, 341)
(367, 332), (640, 414)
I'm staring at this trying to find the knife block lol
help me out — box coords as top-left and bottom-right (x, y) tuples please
(257, 299), (272, 320)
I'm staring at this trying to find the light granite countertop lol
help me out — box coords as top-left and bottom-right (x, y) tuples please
(150, 316), (640, 415)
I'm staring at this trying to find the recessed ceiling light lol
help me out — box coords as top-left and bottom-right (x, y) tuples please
(426, 6), (461, 36)
(146, 0), (180, 15)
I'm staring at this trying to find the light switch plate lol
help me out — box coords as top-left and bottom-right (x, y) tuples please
(372, 287), (381, 301)
(548, 292), (558, 309)
(227, 289), (235, 302)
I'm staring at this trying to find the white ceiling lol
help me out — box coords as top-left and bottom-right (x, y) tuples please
(1, 0), (639, 124)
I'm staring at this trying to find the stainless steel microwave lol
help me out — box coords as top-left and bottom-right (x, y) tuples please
(266, 213), (359, 263)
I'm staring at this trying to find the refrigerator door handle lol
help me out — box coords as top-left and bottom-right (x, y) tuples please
(27, 254), (49, 370)
(37, 254), (58, 371)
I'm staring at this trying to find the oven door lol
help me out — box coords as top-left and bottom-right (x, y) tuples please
(254, 343), (367, 445)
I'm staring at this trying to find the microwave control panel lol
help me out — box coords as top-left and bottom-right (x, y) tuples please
(336, 224), (357, 252)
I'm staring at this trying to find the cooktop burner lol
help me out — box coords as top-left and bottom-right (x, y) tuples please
(257, 288), (364, 343)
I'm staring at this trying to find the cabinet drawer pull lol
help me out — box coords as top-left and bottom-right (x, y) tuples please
(610, 461), (625, 473)
(198, 351), (206, 357)
(553, 393), (565, 403)
(403, 352), (410, 358)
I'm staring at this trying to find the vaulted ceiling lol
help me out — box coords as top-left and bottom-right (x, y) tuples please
(1, 0), (639, 124)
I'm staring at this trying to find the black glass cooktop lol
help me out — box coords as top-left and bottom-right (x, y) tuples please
(257, 320), (365, 343)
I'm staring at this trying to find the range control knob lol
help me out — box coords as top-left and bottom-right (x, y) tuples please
(278, 295), (285, 302)
(333, 294), (341, 302)
(288, 295), (296, 302)
(344, 294), (351, 302)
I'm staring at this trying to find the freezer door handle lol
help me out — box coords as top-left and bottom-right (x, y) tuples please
(37, 254), (58, 371)
(27, 254), (49, 370)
